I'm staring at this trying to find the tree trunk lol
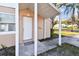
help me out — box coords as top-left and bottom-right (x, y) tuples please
(77, 10), (79, 19)
(71, 8), (75, 32)
(77, 10), (79, 28)
(50, 17), (55, 38)
(51, 19), (54, 37)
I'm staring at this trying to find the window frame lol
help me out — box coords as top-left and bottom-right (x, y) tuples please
(0, 12), (15, 35)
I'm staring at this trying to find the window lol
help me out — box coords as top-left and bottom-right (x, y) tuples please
(8, 23), (15, 31)
(0, 12), (15, 33)
(0, 24), (8, 32)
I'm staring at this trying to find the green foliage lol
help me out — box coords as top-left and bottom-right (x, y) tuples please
(51, 33), (59, 38)
(1, 44), (7, 49)
(54, 3), (79, 29)
(61, 20), (71, 25)
(0, 44), (15, 56)
(67, 26), (73, 30)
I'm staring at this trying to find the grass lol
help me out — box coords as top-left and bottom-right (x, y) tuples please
(54, 31), (79, 37)
(38, 43), (79, 56)
(51, 33), (59, 38)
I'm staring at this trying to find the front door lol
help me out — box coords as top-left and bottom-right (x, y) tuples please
(23, 17), (32, 40)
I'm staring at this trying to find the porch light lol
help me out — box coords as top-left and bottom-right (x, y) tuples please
(26, 8), (30, 16)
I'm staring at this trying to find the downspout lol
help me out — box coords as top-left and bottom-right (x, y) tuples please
(43, 18), (45, 39)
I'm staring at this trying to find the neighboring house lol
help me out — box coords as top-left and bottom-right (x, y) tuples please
(19, 3), (59, 45)
(0, 4), (16, 48)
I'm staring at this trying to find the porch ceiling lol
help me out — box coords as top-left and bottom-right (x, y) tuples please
(19, 3), (59, 18)
(19, 3), (34, 12)
(38, 3), (59, 18)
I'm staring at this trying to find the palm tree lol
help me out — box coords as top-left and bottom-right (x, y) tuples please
(54, 3), (79, 31)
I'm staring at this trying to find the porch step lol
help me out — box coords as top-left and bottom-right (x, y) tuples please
(24, 41), (34, 45)
(62, 37), (79, 47)
(19, 43), (34, 56)
(37, 41), (57, 55)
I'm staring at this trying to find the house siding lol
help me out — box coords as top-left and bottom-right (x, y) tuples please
(0, 6), (15, 47)
(38, 17), (51, 40)
(19, 9), (51, 44)
(0, 6), (15, 15)
(44, 18), (51, 39)
(0, 34), (15, 47)
(38, 16), (44, 40)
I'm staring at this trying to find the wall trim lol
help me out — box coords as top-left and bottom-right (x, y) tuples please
(0, 31), (15, 35)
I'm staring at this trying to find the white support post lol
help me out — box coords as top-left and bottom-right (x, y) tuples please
(34, 3), (37, 56)
(58, 15), (62, 46)
(15, 3), (19, 56)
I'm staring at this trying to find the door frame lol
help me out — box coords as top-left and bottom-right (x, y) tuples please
(23, 16), (33, 41)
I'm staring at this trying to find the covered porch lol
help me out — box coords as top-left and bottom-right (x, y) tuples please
(19, 3), (60, 56)
(37, 3), (60, 55)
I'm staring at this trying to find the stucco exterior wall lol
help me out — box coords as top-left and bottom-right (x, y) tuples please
(0, 6), (15, 47)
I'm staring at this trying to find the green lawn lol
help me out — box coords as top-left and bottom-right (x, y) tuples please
(51, 29), (79, 38)
(38, 43), (79, 56)
(54, 31), (79, 37)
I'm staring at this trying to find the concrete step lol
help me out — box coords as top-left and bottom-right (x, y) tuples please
(37, 41), (57, 55)
(62, 37), (79, 47)
(19, 43), (34, 56)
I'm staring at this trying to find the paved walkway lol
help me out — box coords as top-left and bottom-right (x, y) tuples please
(62, 35), (79, 47)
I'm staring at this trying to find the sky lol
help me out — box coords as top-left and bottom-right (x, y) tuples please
(0, 3), (17, 8)
(58, 5), (77, 20)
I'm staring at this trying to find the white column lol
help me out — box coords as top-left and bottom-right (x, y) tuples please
(34, 3), (37, 56)
(44, 19), (46, 39)
(58, 15), (62, 46)
(15, 3), (19, 56)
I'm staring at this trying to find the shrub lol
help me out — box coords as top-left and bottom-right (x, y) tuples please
(0, 44), (15, 56)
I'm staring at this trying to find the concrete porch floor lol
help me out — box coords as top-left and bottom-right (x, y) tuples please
(19, 41), (34, 56)
(19, 35), (79, 56)
(19, 39), (58, 56)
